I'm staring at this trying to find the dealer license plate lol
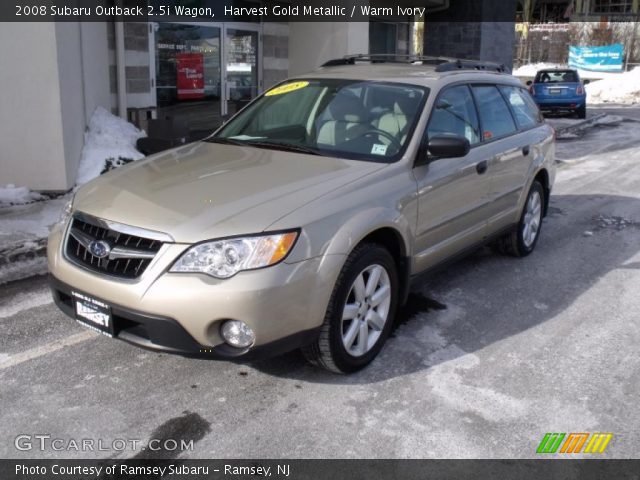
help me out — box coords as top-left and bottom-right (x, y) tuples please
(549, 88), (562, 95)
(72, 291), (114, 337)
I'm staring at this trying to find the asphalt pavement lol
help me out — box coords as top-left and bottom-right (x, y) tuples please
(1, 110), (640, 459)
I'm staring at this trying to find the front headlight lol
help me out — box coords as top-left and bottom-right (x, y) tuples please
(170, 230), (299, 279)
(58, 195), (74, 225)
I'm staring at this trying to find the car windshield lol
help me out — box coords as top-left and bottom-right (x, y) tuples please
(534, 70), (579, 83)
(210, 79), (429, 162)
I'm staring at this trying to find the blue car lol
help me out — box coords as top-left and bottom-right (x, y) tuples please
(527, 69), (589, 119)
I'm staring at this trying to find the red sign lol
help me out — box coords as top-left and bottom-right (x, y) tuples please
(176, 53), (204, 100)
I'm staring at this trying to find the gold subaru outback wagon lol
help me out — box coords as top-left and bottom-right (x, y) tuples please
(49, 56), (556, 373)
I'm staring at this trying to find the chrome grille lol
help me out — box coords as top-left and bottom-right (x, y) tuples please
(65, 215), (164, 279)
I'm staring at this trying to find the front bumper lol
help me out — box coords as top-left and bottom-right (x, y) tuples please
(48, 222), (344, 359)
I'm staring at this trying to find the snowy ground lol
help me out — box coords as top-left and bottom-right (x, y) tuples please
(546, 108), (640, 162)
(0, 196), (70, 284)
(0, 186), (44, 207)
(1, 110), (639, 459)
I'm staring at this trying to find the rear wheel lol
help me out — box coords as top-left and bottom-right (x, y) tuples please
(302, 244), (398, 373)
(493, 181), (545, 257)
(576, 105), (587, 119)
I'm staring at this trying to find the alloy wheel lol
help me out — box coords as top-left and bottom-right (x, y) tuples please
(340, 264), (392, 357)
(523, 189), (543, 248)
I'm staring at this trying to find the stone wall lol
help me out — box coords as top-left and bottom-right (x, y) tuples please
(424, 21), (516, 71)
(423, 0), (517, 71)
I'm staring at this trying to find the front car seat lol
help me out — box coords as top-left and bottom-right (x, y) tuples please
(317, 92), (370, 146)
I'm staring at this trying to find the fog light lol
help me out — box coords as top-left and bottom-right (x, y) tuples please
(221, 320), (255, 348)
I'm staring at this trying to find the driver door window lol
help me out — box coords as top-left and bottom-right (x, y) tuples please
(427, 85), (480, 146)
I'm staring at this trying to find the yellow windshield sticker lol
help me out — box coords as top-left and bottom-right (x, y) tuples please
(265, 81), (309, 96)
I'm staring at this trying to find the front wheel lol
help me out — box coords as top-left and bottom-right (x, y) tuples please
(493, 181), (545, 257)
(302, 244), (398, 373)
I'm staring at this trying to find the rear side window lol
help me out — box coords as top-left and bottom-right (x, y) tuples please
(427, 85), (481, 145)
(471, 85), (517, 140)
(499, 86), (543, 129)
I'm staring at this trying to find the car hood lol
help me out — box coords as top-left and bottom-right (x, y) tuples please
(74, 141), (386, 243)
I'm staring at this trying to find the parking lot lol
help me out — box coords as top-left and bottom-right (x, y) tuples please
(1, 106), (639, 459)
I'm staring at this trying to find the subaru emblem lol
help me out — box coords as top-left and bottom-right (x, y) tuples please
(88, 240), (111, 259)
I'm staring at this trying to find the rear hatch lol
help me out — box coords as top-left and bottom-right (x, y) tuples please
(532, 82), (583, 98)
(531, 69), (583, 99)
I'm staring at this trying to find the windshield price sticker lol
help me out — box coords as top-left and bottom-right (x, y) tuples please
(265, 81), (310, 96)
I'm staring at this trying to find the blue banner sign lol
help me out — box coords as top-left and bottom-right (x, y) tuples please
(569, 44), (624, 72)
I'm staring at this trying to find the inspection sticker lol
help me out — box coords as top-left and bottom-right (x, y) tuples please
(371, 144), (388, 155)
(265, 81), (309, 96)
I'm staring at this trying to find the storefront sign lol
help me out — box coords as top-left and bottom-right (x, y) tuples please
(176, 53), (205, 100)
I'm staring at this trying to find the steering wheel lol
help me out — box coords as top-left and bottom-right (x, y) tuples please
(351, 128), (403, 152)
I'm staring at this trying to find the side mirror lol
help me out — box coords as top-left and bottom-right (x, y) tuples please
(583, 79), (590, 85)
(526, 80), (533, 86)
(426, 135), (470, 161)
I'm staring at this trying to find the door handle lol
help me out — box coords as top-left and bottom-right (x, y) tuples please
(476, 160), (488, 175)
(522, 145), (530, 156)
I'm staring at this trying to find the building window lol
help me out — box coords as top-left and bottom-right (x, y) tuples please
(370, 21), (397, 55)
(592, 0), (633, 14)
(369, 20), (411, 55)
(155, 24), (223, 136)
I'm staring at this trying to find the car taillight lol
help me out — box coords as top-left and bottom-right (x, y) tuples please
(576, 85), (584, 95)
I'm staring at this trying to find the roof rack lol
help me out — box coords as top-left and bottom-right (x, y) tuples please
(321, 54), (507, 73)
(434, 59), (507, 73)
(321, 54), (454, 67)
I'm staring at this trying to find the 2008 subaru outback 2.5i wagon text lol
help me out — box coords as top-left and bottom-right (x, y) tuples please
(49, 55), (555, 373)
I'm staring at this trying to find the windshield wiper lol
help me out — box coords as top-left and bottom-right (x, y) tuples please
(206, 137), (322, 156)
(204, 137), (247, 146)
(243, 140), (322, 156)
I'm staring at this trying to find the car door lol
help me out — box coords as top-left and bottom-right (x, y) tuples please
(469, 84), (529, 234)
(412, 84), (493, 273)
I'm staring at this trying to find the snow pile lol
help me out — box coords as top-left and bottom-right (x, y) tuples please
(76, 107), (146, 186)
(0, 185), (44, 207)
(586, 68), (640, 105)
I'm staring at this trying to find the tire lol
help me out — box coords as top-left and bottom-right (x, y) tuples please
(576, 105), (586, 119)
(302, 243), (399, 374)
(493, 181), (545, 258)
